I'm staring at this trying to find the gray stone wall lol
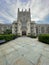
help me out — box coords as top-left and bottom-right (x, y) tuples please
(12, 8), (31, 36)
(36, 24), (49, 35)
(31, 21), (36, 36)
(0, 24), (12, 34)
(12, 8), (49, 36)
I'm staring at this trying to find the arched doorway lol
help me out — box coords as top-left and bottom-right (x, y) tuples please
(22, 31), (26, 36)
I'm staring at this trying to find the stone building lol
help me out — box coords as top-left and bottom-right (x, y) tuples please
(36, 24), (49, 35)
(12, 8), (49, 36)
(0, 24), (12, 34)
(12, 8), (36, 36)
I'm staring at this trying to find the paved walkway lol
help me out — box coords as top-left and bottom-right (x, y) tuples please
(0, 37), (49, 65)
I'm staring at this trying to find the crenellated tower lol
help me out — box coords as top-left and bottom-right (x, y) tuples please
(12, 8), (36, 36)
(17, 8), (31, 35)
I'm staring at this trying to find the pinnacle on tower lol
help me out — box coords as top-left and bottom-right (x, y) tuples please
(25, 9), (26, 12)
(29, 8), (30, 12)
(22, 9), (23, 12)
(18, 8), (19, 12)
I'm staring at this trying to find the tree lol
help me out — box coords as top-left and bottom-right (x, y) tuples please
(4, 29), (12, 34)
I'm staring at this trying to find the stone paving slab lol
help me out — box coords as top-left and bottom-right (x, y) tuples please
(24, 50), (41, 65)
(0, 37), (49, 65)
(13, 57), (34, 65)
(38, 56), (49, 65)
(0, 46), (15, 55)
(0, 56), (6, 65)
(6, 50), (22, 65)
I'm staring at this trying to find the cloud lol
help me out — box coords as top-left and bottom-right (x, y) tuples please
(30, 0), (49, 21)
(0, 11), (15, 23)
(0, 19), (4, 24)
(0, 0), (49, 24)
(16, 0), (49, 22)
(5, 0), (11, 4)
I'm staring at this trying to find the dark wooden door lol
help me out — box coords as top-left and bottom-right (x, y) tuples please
(22, 31), (26, 35)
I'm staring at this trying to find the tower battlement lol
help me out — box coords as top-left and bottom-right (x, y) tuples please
(18, 8), (30, 12)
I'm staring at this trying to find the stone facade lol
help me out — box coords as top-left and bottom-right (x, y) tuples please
(12, 8), (36, 36)
(0, 24), (12, 34)
(12, 8), (49, 36)
(36, 24), (49, 35)
(1, 8), (49, 35)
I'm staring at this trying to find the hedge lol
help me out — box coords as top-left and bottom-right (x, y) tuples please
(0, 34), (18, 42)
(27, 34), (37, 38)
(38, 34), (49, 44)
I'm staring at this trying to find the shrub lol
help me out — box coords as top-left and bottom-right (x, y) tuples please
(0, 35), (5, 40)
(38, 34), (49, 44)
(16, 34), (21, 37)
(27, 34), (37, 38)
(4, 29), (12, 34)
(0, 34), (17, 42)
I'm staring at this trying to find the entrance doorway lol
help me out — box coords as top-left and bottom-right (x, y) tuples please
(22, 31), (26, 36)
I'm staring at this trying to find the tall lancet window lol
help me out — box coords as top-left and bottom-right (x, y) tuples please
(20, 19), (27, 30)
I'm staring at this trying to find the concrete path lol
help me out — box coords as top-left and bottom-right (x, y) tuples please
(0, 37), (49, 65)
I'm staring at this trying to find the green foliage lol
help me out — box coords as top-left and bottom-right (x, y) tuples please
(38, 34), (49, 44)
(4, 29), (12, 34)
(0, 34), (17, 42)
(27, 34), (37, 38)
(16, 34), (21, 37)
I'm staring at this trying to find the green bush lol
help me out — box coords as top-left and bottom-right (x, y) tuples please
(4, 29), (12, 34)
(38, 34), (49, 44)
(27, 34), (37, 38)
(0, 34), (17, 42)
(0, 35), (5, 40)
(16, 34), (21, 37)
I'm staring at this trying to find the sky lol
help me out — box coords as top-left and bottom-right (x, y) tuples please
(0, 0), (49, 24)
